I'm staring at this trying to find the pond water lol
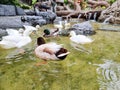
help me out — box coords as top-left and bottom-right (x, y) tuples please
(0, 21), (120, 90)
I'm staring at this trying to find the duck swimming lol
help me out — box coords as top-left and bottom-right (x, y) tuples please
(34, 37), (70, 61)
(69, 31), (94, 44)
(43, 28), (59, 37)
(0, 25), (37, 49)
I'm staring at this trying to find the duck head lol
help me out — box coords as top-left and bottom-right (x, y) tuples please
(37, 37), (46, 46)
(55, 48), (70, 60)
(44, 29), (50, 35)
(23, 25), (37, 36)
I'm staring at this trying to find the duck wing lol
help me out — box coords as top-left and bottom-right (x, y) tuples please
(77, 35), (93, 44)
(16, 36), (32, 48)
(0, 40), (16, 49)
(6, 29), (20, 36)
(70, 35), (93, 44)
(34, 42), (62, 60)
(2, 35), (22, 43)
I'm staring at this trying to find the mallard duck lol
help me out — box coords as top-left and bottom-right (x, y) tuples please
(69, 31), (94, 44)
(43, 28), (59, 37)
(34, 37), (70, 61)
(0, 25), (37, 49)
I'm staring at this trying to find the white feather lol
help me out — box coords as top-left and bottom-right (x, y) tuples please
(70, 31), (94, 44)
(0, 25), (37, 49)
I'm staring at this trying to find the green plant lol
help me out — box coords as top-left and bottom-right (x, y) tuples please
(108, 0), (116, 5)
(0, 0), (19, 5)
(32, 0), (37, 5)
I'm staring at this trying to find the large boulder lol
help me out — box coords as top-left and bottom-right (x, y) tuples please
(0, 4), (16, 16)
(37, 11), (56, 23)
(0, 4), (25, 16)
(69, 21), (96, 35)
(0, 16), (28, 28)
(16, 6), (26, 15)
(21, 16), (47, 26)
(24, 9), (35, 15)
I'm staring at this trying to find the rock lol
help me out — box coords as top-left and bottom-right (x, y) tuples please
(0, 16), (28, 28)
(37, 11), (56, 23)
(0, 4), (16, 16)
(31, 19), (47, 26)
(24, 9), (35, 15)
(69, 21), (96, 35)
(16, 6), (26, 15)
(0, 4), (25, 16)
(21, 16), (47, 26)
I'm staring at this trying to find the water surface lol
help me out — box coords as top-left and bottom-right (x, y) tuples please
(0, 22), (120, 90)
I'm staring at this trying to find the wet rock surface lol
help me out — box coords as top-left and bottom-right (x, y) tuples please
(69, 21), (96, 35)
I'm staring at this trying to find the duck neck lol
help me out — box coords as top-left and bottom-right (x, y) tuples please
(23, 29), (31, 36)
(37, 37), (46, 46)
(71, 32), (76, 37)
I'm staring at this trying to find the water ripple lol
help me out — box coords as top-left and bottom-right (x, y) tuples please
(94, 59), (120, 90)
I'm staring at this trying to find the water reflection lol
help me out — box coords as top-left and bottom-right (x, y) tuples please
(94, 59), (120, 90)
(70, 42), (92, 54)
(0, 48), (35, 65)
(1, 21), (120, 90)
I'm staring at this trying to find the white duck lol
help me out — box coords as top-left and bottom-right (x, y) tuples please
(34, 37), (70, 61)
(69, 31), (94, 44)
(0, 25), (37, 49)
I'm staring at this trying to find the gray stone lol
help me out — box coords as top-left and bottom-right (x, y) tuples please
(0, 6), (4, 16)
(31, 19), (46, 26)
(37, 11), (56, 23)
(0, 4), (16, 16)
(21, 16), (47, 26)
(69, 21), (96, 35)
(0, 16), (28, 28)
(16, 6), (26, 15)
(24, 9), (35, 15)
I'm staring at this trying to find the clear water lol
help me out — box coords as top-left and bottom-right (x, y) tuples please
(0, 22), (120, 90)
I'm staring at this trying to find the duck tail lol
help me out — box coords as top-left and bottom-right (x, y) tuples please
(57, 52), (70, 57)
